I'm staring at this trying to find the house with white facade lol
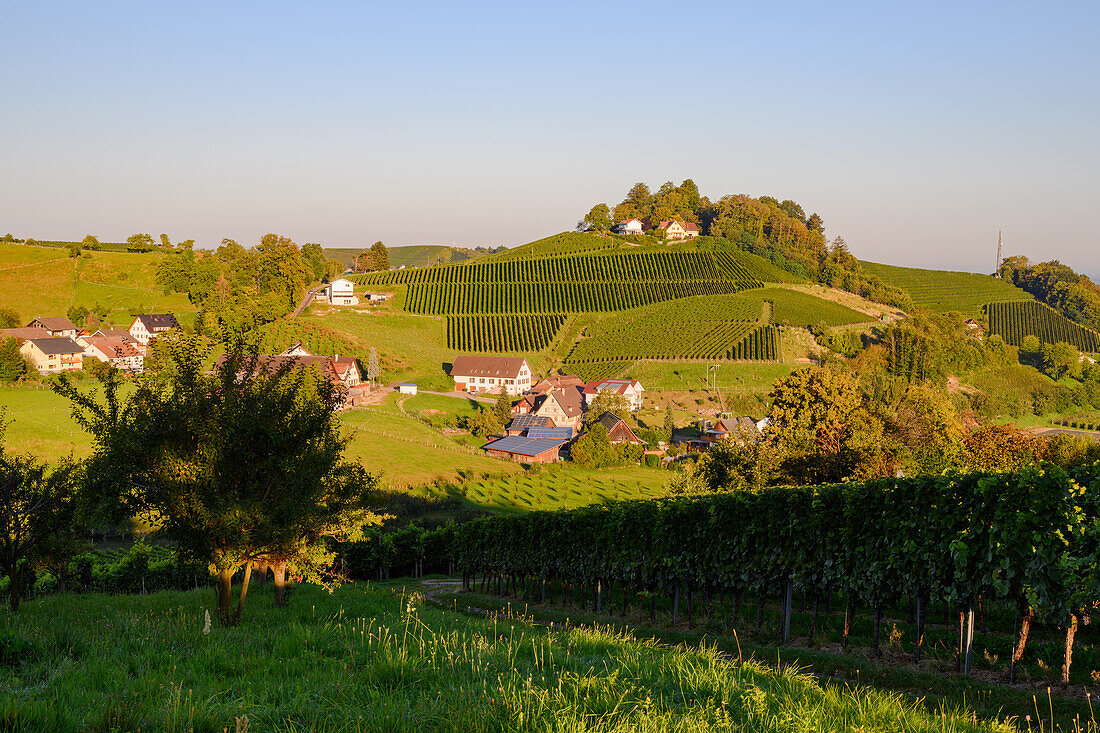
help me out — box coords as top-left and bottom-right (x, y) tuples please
(450, 355), (532, 396)
(614, 218), (645, 235)
(26, 317), (79, 339)
(129, 314), (181, 345)
(325, 279), (359, 306)
(657, 220), (700, 240)
(20, 337), (84, 374)
(83, 338), (144, 372)
(582, 378), (645, 411)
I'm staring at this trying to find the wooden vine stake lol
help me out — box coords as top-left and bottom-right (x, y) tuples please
(782, 580), (792, 644)
(963, 599), (976, 675)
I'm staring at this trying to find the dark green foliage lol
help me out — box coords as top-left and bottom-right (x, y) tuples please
(999, 256), (1100, 332)
(0, 308), (20, 328)
(0, 337), (27, 382)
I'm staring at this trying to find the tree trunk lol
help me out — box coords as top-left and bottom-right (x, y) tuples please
(233, 562), (254, 625)
(872, 605), (883, 657)
(56, 567), (66, 594)
(273, 561), (289, 607)
(687, 585), (694, 629)
(808, 594), (820, 646)
(842, 593), (854, 653)
(253, 562), (268, 587)
(216, 567), (235, 625)
(7, 568), (20, 612)
(1010, 604), (1033, 683)
(1062, 612), (1078, 687)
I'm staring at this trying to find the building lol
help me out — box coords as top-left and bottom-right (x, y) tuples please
(82, 338), (144, 372)
(325, 279), (360, 306)
(702, 416), (762, 445)
(614, 218), (645, 235)
(276, 343), (362, 389)
(398, 383), (418, 395)
(0, 326), (50, 341)
(529, 374), (584, 395)
(529, 387), (585, 431)
(481, 435), (567, 463)
(596, 412), (643, 444)
(450, 355), (532, 396)
(505, 413), (554, 436)
(129, 314), (180, 345)
(363, 292), (393, 303)
(582, 378), (645, 411)
(657, 220), (700, 240)
(20, 337), (83, 374)
(27, 317), (79, 339)
(90, 328), (140, 345)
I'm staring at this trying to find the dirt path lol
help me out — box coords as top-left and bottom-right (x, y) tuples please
(290, 287), (325, 317)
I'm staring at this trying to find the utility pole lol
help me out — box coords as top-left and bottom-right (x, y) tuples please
(995, 230), (1003, 277)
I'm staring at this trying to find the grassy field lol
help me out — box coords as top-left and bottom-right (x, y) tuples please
(0, 583), (1013, 732)
(625, 361), (797, 393)
(0, 242), (196, 326)
(861, 262), (1033, 316)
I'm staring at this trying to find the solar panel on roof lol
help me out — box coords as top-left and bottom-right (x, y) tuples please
(483, 436), (568, 456)
(526, 426), (573, 440)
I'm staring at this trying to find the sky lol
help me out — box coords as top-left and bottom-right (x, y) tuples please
(1, 1), (1098, 275)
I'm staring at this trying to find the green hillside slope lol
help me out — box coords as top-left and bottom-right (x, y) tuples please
(861, 261), (1032, 316)
(0, 242), (197, 325)
(325, 244), (479, 269)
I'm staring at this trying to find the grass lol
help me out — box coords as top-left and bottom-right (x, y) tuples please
(861, 262), (1033, 317)
(625, 361), (797, 393)
(0, 242), (196, 326)
(324, 244), (478, 269)
(0, 581), (1015, 732)
(444, 582), (1100, 731)
(0, 382), (141, 461)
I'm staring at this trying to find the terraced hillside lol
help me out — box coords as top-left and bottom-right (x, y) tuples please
(861, 261), (1032, 316)
(325, 244), (479, 269)
(985, 300), (1100, 351)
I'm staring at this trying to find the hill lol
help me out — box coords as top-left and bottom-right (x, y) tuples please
(861, 261), (1032, 316)
(0, 242), (197, 326)
(325, 244), (481, 269)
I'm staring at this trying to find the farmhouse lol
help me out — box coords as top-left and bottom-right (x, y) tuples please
(481, 435), (567, 463)
(702, 416), (761, 445)
(325, 279), (360, 306)
(27, 316), (78, 339)
(129, 314), (180, 345)
(450, 355), (532, 396)
(20, 337), (83, 374)
(90, 328), (140, 345)
(214, 353), (364, 394)
(528, 387), (585, 431)
(657, 220), (700, 240)
(582, 378), (645, 411)
(529, 374), (584, 395)
(82, 338), (144, 372)
(596, 412), (643, 444)
(613, 218), (645, 235)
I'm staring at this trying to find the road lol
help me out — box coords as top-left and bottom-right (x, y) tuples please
(290, 287), (325, 317)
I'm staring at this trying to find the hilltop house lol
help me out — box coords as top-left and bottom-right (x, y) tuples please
(657, 220), (700, 240)
(450, 355), (532, 396)
(325, 279), (359, 306)
(582, 378), (645, 411)
(129, 314), (180, 345)
(27, 317), (78, 339)
(83, 338), (144, 372)
(20, 337), (83, 374)
(613, 218), (645, 235)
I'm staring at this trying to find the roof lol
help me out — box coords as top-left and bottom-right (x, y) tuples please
(683, 222), (700, 232)
(134, 314), (180, 331)
(526, 426), (574, 440)
(482, 435), (568, 457)
(450, 355), (528, 379)
(86, 338), (142, 359)
(1, 327), (49, 340)
(531, 374), (584, 394)
(29, 316), (77, 332)
(597, 411), (627, 431)
(617, 218), (642, 225)
(534, 387), (584, 418)
(582, 378), (642, 396)
(214, 354), (343, 386)
(657, 219), (697, 231)
(507, 414), (553, 431)
(92, 328), (137, 342)
(25, 337), (82, 355)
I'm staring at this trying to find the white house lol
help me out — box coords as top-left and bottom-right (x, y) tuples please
(582, 378), (645, 411)
(129, 314), (180, 345)
(657, 220), (700, 240)
(325, 279), (359, 306)
(26, 317), (79, 340)
(450, 355), (532, 396)
(398, 383), (418, 395)
(615, 218), (645, 235)
(83, 338), (144, 372)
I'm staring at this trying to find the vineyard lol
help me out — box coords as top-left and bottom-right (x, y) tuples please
(861, 262), (1033, 316)
(984, 300), (1100, 351)
(444, 464), (1100, 687)
(1052, 417), (1100, 431)
(446, 314), (567, 352)
(350, 250), (773, 315)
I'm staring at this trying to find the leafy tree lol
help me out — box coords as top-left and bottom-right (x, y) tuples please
(492, 387), (513, 426)
(1041, 341), (1080, 381)
(582, 203), (612, 232)
(0, 338), (27, 382)
(806, 213), (825, 234)
(663, 406), (675, 442)
(81, 235), (100, 249)
(0, 449), (81, 611)
(583, 391), (631, 426)
(55, 336), (383, 624)
(961, 424), (1045, 472)
(466, 406), (503, 439)
(369, 241), (389, 271)
(160, 233), (172, 248)
(67, 304), (90, 326)
(301, 242), (330, 281)
(367, 347), (380, 385)
(257, 233), (311, 310)
(0, 308), (20, 328)
(66, 242), (81, 258)
(690, 437), (782, 492)
(569, 423), (619, 468)
(1020, 334), (1042, 356)
(126, 233), (155, 252)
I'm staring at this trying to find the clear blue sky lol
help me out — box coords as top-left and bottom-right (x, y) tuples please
(2, 1), (1097, 274)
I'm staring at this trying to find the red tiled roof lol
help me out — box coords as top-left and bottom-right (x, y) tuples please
(450, 355), (528, 379)
(582, 379), (642, 396)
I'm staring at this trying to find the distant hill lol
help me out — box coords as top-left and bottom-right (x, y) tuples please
(324, 244), (483, 270)
(861, 261), (1032, 317)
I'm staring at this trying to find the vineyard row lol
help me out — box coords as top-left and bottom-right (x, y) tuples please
(446, 314), (567, 352)
(984, 300), (1100, 352)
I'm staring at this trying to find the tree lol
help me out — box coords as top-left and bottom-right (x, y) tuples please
(0, 450), (81, 611)
(256, 233), (310, 310)
(369, 241), (389, 272)
(583, 391), (631, 426)
(67, 304), (90, 326)
(493, 387), (513, 426)
(1041, 341), (1080, 381)
(663, 406), (675, 442)
(582, 203), (612, 232)
(55, 336), (383, 624)
(160, 233), (172, 248)
(367, 347), (381, 385)
(806, 213), (825, 234)
(0, 338), (26, 382)
(81, 235), (100, 249)
(301, 242), (329, 281)
(1020, 334), (1041, 355)
(466, 406), (503, 439)
(0, 308), (20, 329)
(126, 233), (155, 252)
